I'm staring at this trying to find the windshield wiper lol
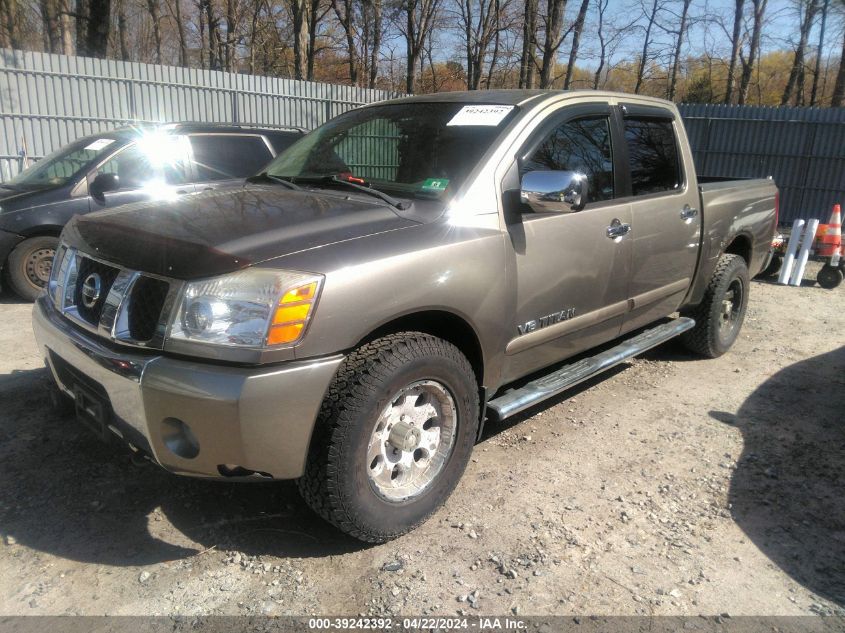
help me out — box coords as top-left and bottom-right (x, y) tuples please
(298, 175), (410, 210)
(246, 172), (302, 190)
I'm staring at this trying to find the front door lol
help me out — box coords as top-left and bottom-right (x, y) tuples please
(618, 107), (701, 333)
(88, 136), (194, 211)
(503, 105), (633, 381)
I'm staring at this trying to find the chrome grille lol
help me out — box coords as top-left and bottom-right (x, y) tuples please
(72, 257), (121, 326)
(48, 245), (182, 349)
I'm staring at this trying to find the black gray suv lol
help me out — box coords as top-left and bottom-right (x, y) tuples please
(0, 123), (303, 300)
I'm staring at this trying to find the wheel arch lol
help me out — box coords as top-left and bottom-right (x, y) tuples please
(724, 232), (753, 267)
(357, 309), (486, 388)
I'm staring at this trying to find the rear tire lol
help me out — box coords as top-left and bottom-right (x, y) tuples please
(817, 264), (843, 290)
(297, 332), (479, 543)
(7, 236), (58, 301)
(681, 254), (749, 358)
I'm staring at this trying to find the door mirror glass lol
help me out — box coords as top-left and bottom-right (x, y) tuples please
(89, 172), (120, 199)
(520, 170), (587, 213)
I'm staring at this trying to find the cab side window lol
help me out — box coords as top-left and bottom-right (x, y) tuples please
(189, 135), (274, 181)
(93, 144), (153, 191)
(623, 117), (682, 196)
(522, 116), (614, 203)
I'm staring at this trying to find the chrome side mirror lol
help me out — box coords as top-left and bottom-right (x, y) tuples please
(520, 170), (587, 213)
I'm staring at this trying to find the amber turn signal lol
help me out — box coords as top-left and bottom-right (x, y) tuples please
(267, 280), (320, 345)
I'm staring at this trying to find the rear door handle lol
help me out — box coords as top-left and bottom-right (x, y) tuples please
(606, 219), (632, 239)
(680, 205), (698, 220)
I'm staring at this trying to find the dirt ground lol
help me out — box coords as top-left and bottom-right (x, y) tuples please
(0, 261), (843, 618)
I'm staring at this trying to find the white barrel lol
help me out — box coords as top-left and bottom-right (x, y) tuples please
(778, 219), (805, 285)
(789, 218), (819, 286)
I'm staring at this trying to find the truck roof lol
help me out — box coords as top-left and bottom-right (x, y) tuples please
(374, 89), (676, 109)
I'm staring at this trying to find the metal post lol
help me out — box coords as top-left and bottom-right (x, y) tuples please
(789, 218), (820, 286)
(778, 219), (805, 285)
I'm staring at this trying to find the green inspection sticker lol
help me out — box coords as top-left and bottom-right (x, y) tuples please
(420, 178), (449, 192)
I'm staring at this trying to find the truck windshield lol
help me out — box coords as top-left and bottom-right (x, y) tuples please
(5, 136), (120, 189)
(266, 102), (519, 200)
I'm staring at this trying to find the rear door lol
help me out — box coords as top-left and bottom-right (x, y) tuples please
(503, 103), (633, 380)
(188, 134), (276, 192)
(618, 105), (701, 334)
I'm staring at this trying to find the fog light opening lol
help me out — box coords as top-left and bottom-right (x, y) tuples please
(161, 417), (200, 459)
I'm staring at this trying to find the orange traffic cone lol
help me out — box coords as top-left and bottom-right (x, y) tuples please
(816, 204), (842, 261)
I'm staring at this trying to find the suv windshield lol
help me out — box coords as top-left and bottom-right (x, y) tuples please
(5, 136), (121, 189)
(266, 102), (519, 200)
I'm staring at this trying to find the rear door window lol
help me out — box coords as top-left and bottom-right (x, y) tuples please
(623, 118), (682, 196)
(189, 135), (273, 182)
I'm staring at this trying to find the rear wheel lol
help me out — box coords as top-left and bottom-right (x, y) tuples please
(817, 264), (843, 290)
(7, 236), (58, 301)
(297, 332), (479, 542)
(681, 254), (749, 358)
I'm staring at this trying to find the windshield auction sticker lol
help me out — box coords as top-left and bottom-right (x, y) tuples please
(84, 138), (116, 151)
(447, 105), (515, 126)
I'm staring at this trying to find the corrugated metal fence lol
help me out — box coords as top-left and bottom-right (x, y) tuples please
(0, 48), (399, 181)
(679, 104), (845, 225)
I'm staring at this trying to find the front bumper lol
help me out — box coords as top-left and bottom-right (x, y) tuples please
(32, 296), (343, 479)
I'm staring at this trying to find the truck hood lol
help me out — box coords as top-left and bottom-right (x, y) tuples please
(61, 185), (423, 279)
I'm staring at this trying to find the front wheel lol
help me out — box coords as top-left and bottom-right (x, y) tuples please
(681, 254), (750, 358)
(6, 235), (58, 301)
(297, 332), (479, 543)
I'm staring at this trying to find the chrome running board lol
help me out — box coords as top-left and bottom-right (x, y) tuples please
(487, 317), (695, 422)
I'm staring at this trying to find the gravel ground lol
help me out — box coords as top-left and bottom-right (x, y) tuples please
(0, 261), (843, 617)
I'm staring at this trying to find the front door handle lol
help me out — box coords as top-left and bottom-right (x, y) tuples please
(606, 218), (632, 239)
(680, 205), (698, 220)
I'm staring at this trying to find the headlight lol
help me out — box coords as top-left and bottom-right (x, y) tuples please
(167, 268), (323, 349)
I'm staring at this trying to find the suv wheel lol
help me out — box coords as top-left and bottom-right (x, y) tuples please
(7, 236), (58, 301)
(681, 253), (749, 358)
(297, 332), (479, 542)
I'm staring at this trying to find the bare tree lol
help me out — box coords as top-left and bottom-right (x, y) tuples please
(0, 0), (22, 49)
(332, 0), (359, 84)
(360, 0), (383, 87)
(399, 0), (441, 93)
(809, 0), (829, 105)
(85, 0), (111, 57)
(167, 0), (189, 66)
(593, 0), (608, 87)
(116, 0), (129, 59)
(537, 0), (567, 88)
(723, 0), (744, 102)
(39, 0), (63, 52)
(457, 0), (506, 89)
(147, 0), (163, 63)
(563, 0), (588, 88)
(737, 0), (767, 104)
(832, 25), (845, 106)
(289, 0), (310, 79)
(781, 0), (820, 105)
(634, 0), (660, 93)
(666, 0), (692, 100)
(518, 0), (538, 86)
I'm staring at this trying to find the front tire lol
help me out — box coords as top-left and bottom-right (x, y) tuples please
(297, 332), (479, 543)
(6, 235), (58, 301)
(681, 254), (750, 358)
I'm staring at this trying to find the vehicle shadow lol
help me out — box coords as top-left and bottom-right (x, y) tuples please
(0, 368), (367, 567)
(710, 346), (845, 606)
